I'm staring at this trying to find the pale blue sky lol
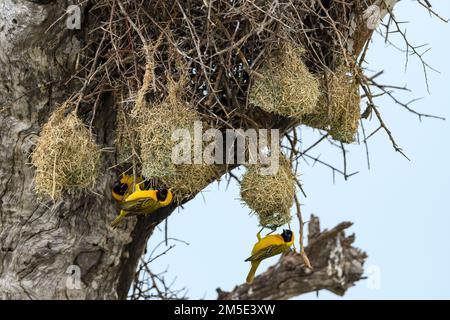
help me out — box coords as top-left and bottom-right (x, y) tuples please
(149, 1), (450, 300)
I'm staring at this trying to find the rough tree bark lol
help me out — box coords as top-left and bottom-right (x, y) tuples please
(0, 0), (177, 299)
(0, 0), (130, 299)
(0, 0), (396, 300)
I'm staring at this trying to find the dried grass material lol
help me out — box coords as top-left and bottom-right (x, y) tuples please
(240, 156), (295, 228)
(302, 66), (361, 143)
(249, 42), (320, 119)
(115, 98), (135, 164)
(132, 69), (224, 203)
(160, 164), (222, 204)
(137, 94), (221, 203)
(31, 103), (101, 200)
(75, 1), (371, 151)
(132, 44), (159, 118)
(137, 102), (198, 179)
(137, 77), (200, 179)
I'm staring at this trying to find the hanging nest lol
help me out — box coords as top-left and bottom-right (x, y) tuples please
(31, 102), (101, 200)
(115, 44), (160, 168)
(302, 65), (361, 143)
(249, 41), (320, 119)
(160, 164), (223, 204)
(137, 100), (199, 179)
(136, 76), (201, 179)
(132, 74), (222, 203)
(240, 156), (295, 228)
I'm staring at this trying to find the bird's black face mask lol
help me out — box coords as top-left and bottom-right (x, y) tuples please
(157, 189), (168, 201)
(281, 229), (293, 242)
(113, 183), (128, 196)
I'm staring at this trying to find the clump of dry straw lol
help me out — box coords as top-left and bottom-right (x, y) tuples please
(240, 156), (295, 228)
(115, 94), (136, 165)
(302, 65), (361, 143)
(31, 102), (101, 200)
(250, 41), (320, 119)
(133, 74), (221, 204)
(136, 76), (200, 178)
(160, 164), (222, 204)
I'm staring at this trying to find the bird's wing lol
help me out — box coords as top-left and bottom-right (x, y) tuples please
(245, 244), (287, 262)
(119, 197), (158, 214)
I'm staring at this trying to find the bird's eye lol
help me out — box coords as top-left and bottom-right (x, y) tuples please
(157, 189), (168, 201)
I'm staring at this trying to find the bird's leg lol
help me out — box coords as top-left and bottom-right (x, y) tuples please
(256, 227), (264, 240)
(288, 222), (298, 253)
(110, 210), (127, 228)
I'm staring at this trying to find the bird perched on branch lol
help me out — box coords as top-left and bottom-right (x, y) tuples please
(110, 183), (173, 228)
(111, 174), (144, 202)
(245, 229), (294, 284)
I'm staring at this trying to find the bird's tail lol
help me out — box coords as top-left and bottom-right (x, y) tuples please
(246, 261), (261, 284)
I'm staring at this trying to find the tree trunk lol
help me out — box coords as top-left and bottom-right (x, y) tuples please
(0, 0), (178, 299)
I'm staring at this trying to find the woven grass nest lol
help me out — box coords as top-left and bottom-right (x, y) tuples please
(302, 65), (361, 143)
(123, 76), (221, 204)
(139, 101), (221, 204)
(249, 41), (321, 119)
(240, 156), (295, 228)
(31, 102), (101, 200)
(160, 164), (223, 205)
(137, 100), (199, 179)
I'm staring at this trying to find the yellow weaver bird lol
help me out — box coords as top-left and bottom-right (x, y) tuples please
(110, 183), (173, 228)
(245, 229), (294, 284)
(111, 174), (144, 202)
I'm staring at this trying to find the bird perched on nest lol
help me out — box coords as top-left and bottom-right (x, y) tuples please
(111, 174), (144, 202)
(245, 229), (294, 284)
(110, 183), (173, 228)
